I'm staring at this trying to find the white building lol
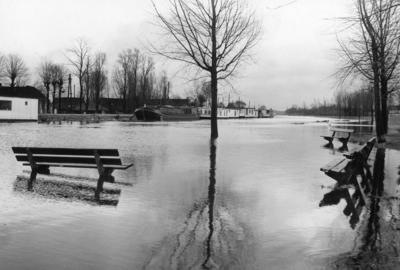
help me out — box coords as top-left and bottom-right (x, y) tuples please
(0, 86), (46, 121)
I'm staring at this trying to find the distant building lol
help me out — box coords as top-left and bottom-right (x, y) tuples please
(54, 98), (124, 114)
(0, 85), (46, 121)
(53, 97), (191, 114)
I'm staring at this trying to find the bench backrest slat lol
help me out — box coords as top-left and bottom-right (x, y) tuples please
(330, 128), (354, 133)
(15, 155), (123, 165)
(12, 147), (119, 157)
(345, 137), (376, 160)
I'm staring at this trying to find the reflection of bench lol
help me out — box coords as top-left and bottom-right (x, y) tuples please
(320, 137), (376, 186)
(12, 147), (133, 200)
(321, 128), (355, 146)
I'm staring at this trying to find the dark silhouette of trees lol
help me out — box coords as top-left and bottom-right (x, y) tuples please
(65, 37), (92, 114)
(151, 0), (263, 138)
(56, 65), (68, 113)
(285, 86), (373, 118)
(2, 54), (30, 88)
(128, 49), (141, 111)
(0, 53), (4, 77)
(50, 64), (67, 114)
(91, 52), (108, 112)
(83, 55), (94, 113)
(37, 59), (53, 113)
(139, 54), (155, 105)
(113, 50), (131, 113)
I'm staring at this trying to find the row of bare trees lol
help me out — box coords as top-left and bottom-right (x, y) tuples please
(1, 37), (172, 114)
(335, 0), (400, 142)
(64, 38), (108, 114)
(111, 48), (170, 113)
(37, 59), (68, 113)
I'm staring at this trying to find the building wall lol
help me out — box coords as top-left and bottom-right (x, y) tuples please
(0, 97), (38, 120)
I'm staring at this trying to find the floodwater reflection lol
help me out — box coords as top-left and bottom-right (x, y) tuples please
(4, 118), (400, 269)
(322, 143), (349, 154)
(319, 187), (364, 229)
(362, 148), (385, 253)
(143, 138), (254, 269)
(202, 139), (217, 269)
(329, 148), (400, 268)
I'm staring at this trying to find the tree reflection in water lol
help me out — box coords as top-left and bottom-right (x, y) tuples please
(202, 138), (217, 269)
(143, 139), (254, 269)
(329, 148), (400, 269)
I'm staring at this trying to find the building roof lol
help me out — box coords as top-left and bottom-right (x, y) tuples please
(0, 86), (47, 99)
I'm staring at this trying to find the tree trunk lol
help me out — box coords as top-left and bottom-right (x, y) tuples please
(211, 70), (218, 139)
(373, 75), (386, 143)
(380, 79), (388, 134)
(210, 0), (218, 139)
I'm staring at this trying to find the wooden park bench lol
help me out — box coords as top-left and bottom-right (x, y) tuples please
(12, 147), (133, 200)
(321, 128), (355, 146)
(320, 137), (376, 187)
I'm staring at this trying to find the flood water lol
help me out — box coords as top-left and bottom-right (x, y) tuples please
(1, 116), (400, 269)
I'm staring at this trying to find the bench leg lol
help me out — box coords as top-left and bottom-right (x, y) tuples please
(95, 174), (106, 201)
(28, 169), (37, 191)
(338, 137), (349, 146)
(94, 169), (115, 200)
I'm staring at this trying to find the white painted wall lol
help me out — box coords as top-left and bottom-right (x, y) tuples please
(0, 97), (38, 120)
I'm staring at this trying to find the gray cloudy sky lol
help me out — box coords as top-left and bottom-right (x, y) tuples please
(0, 0), (350, 111)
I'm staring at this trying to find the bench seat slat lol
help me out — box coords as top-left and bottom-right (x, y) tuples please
(16, 155), (123, 165)
(320, 158), (347, 172)
(330, 159), (352, 173)
(22, 162), (133, 170)
(12, 147), (120, 157)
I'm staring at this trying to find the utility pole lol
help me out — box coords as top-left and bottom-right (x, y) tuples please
(68, 74), (72, 113)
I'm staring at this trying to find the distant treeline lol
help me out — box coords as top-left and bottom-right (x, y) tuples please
(285, 88), (375, 119)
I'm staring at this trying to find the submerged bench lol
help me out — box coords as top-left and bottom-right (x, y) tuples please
(320, 137), (376, 186)
(12, 147), (133, 200)
(321, 128), (355, 146)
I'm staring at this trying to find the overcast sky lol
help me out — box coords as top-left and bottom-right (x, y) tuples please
(0, 0), (351, 111)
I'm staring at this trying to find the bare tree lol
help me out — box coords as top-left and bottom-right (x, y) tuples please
(83, 55), (93, 113)
(0, 53), (4, 79)
(65, 37), (92, 113)
(113, 50), (131, 113)
(37, 58), (53, 113)
(91, 52), (108, 112)
(157, 70), (169, 100)
(3, 54), (30, 88)
(334, 0), (400, 142)
(128, 48), (141, 111)
(56, 65), (68, 113)
(151, 0), (262, 138)
(139, 54), (155, 104)
(50, 64), (62, 114)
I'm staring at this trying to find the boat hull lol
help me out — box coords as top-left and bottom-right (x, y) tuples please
(134, 107), (162, 121)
